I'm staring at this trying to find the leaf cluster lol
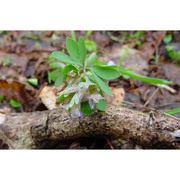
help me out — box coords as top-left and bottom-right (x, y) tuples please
(48, 36), (172, 117)
(49, 37), (120, 117)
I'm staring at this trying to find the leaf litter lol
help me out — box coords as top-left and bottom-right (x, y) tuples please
(0, 31), (180, 149)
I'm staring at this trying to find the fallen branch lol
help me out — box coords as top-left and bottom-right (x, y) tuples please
(0, 104), (180, 149)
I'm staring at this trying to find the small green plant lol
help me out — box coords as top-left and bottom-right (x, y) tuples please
(165, 45), (180, 64)
(49, 36), (172, 118)
(10, 98), (20, 108)
(129, 31), (144, 46)
(0, 95), (20, 108)
(0, 94), (4, 103)
(51, 37), (118, 117)
(163, 33), (173, 43)
(130, 31), (144, 39)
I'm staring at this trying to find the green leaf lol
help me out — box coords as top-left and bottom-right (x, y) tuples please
(49, 62), (64, 69)
(48, 69), (62, 81)
(78, 37), (86, 65)
(130, 31), (144, 39)
(163, 34), (172, 43)
(10, 98), (20, 108)
(52, 51), (77, 66)
(86, 52), (106, 67)
(66, 93), (79, 110)
(85, 30), (93, 39)
(66, 38), (81, 63)
(86, 71), (96, 82)
(54, 75), (63, 86)
(62, 64), (77, 80)
(85, 40), (97, 52)
(0, 94), (4, 102)
(81, 101), (94, 115)
(165, 108), (180, 115)
(58, 94), (64, 103)
(96, 99), (106, 111)
(92, 66), (120, 80)
(86, 52), (98, 66)
(135, 40), (142, 46)
(70, 31), (77, 42)
(48, 69), (63, 86)
(168, 51), (176, 59)
(27, 78), (38, 87)
(91, 70), (112, 96)
(47, 54), (55, 60)
(165, 45), (174, 52)
(118, 67), (172, 85)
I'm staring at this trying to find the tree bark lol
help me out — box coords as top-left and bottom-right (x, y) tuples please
(0, 104), (180, 149)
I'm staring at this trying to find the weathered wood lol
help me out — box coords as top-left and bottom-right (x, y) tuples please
(0, 104), (180, 149)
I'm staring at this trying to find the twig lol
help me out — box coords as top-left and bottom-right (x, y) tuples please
(144, 87), (160, 107)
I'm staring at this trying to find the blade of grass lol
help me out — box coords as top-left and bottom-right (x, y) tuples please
(165, 108), (180, 115)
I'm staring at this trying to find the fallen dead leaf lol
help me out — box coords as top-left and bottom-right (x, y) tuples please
(110, 47), (149, 75)
(162, 64), (180, 86)
(0, 80), (37, 111)
(0, 51), (28, 73)
(105, 87), (125, 105)
(39, 86), (58, 110)
(39, 84), (66, 110)
(138, 31), (166, 61)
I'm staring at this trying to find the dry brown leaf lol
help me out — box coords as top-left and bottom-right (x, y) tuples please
(0, 80), (36, 111)
(39, 86), (59, 110)
(105, 87), (125, 105)
(110, 47), (149, 75)
(39, 84), (65, 110)
(0, 52), (28, 73)
(162, 64), (180, 86)
(138, 31), (166, 61)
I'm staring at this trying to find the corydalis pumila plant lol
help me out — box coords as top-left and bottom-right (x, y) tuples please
(51, 37), (120, 118)
(50, 36), (172, 118)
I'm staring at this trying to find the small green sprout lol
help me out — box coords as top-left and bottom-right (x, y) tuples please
(165, 45), (180, 64)
(10, 98), (20, 108)
(27, 78), (38, 87)
(130, 31), (144, 39)
(49, 36), (172, 118)
(0, 94), (4, 102)
(163, 33), (172, 43)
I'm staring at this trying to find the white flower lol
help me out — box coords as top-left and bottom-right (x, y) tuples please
(107, 60), (116, 66)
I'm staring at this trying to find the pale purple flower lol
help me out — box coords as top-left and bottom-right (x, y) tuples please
(107, 60), (116, 66)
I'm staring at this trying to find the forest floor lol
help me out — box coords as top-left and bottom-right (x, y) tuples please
(0, 31), (180, 149)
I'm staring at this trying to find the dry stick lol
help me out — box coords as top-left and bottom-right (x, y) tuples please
(144, 87), (160, 107)
(0, 104), (180, 149)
